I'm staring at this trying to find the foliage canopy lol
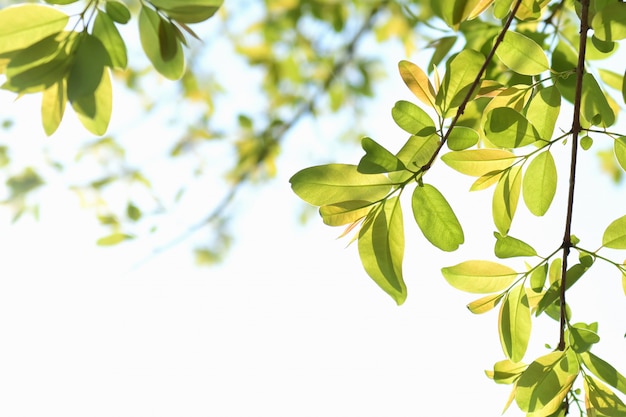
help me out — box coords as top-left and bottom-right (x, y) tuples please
(1, 0), (626, 416)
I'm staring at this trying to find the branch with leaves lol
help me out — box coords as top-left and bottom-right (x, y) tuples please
(291, 0), (626, 415)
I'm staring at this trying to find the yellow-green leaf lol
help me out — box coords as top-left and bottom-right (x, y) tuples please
(581, 73), (615, 127)
(71, 67), (112, 136)
(592, 2), (626, 42)
(494, 232), (538, 258)
(358, 137), (406, 174)
(526, 86), (561, 141)
(447, 126), (479, 151)
(93, 11), (127, 69)
(496, 31), (549, 75)
(290, 164), (392, 207)
(602, 214), (626, 249)
(484, 107), (542, 148)
(467, 293), (504, 314)
(139, 5), (185, 80)
(441, 149), (516, 177)
(523, 150), (557, 216)
(319, 200), (374, 226)
(436, 49), (484, 115)
(391, 100), (436, 136)
(584, 376), (626, 415)
(358, 197), (406, 305)
(0, 4), (69, 54)
(493, 166), (522, 235)
(41, 79), (66, 136)
(489, 359), (528, 384)
(499, 284), (531, 362)
(613, 137), (626, 172)
(398, 60), (436, 108)
(97, 232), (134, 246)
(441, 260), (518, 294)
(580, 351), (626, 396)
(412, 184), (464, 251)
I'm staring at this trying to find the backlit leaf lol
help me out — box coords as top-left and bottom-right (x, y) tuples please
(592, 3), (626, 42)
(319, 200), (374, 226)
(602, 214), (626, 249)
(467, 293), (504, 314)
(530, 263), (548, 292)
(398, 60), (436, 108)
(447, 126), (479, 151)
(391, 100), (436, 136)
(490, 359), (528, 384)
(358, 197), (406, 305)
(584, 376), (626, 415)
(523, 150), (557, 216)
(581, 73), (615, 127)
(150, 0), (223, 24)
(493, 166), (522, 235)
(580, 351), (626, 395)
(568, 323), (600, 353)
(441, 260), (518, 294)
(484, 108), (542, 148)
(71, 67), (112, 136)
(516, 350), (578, 414)
(432, 0), (481, 28)
(97, 232), (133, 246)
(41, 79), (66, 136)
(139, 5), (185, 80)
(67, 34), (111, 100)
(93, 11), (127, 69)
(358, 137), (406, 174)
(441, 149), (516, 177)
(613, 137), (626, 172)
(496, 31), (549, 75)
(499, 284), (531, 362)
(412, 184), (464, 251)
(290, 164), (392, 207)
(105, 0), (131, 24)
(494, 232), (537, 258)
(526, 86), (561, 141)
(0, 4), (69, 54)
(392, 134), (439, 181)
(437, 49), (484, 115)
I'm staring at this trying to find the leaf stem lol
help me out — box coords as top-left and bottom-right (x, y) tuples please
(558, 0), (590, 351)
(421, 0), (523, 172)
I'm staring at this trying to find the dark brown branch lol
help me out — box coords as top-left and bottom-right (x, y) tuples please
(138, 2), (389, 265)
(421, 0), (524, 172)
(557, 0), (590, 351)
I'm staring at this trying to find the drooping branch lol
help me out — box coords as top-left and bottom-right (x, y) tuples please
(140, 2), (390, 263)
(557, 0), (590, 351)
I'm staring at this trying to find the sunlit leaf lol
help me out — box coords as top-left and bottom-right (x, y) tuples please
(358, 137), (406, 173)
(391, 133), (439, 182)
(447, 126), (479, 151)
(613, 137), (626, 172)
(0, 4), (68, 54)
(467, 292), (504, 314)
(536, 263), (588, 316)
(592, 3), (626, 42)
(139, 5), (185, 80)
(150, 0), (223, 24)
(437, 49), (484, 115)
(496, 31), (549, 75)
(41, 79), (66, 136)
(584, 376), (626, 415)
(105, 0), (131, 24)
(488, 359), (528, 384)
(398, 60), (436, 108)
(412, 184), (464, 251)
(523, 150), (557, 216)
(441, 149), (516, 177)
(568, 323), (600, 353)
(526, 86), (561, 141)
(432, 0), (481, 28)
(441, 260), (518, 294)
(516, 350), (578, 414)
(581, 73), (615, 127)
(319, 200), (374, 226)
(602, 214), (626, 249)
(67, 34), (111, 100)
(391, 100), (436, 136)
(71, 67), (112, 136)
(499, 284), (531, 362)
(93, 11), (127, 69)
(493, 166), (522, 235)
(580, 351), (626, 395)
(290, 164), (392, 207)
(530, 263), (548, 292)
(494, 232), (537, 258)
(96, 232), (134, 246)
(358, 197), (406, 305)
(484, 108), (542, 148)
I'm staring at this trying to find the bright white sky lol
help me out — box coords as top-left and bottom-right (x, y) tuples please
(0, 3), (625, 417)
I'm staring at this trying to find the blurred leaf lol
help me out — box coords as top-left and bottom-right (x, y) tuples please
(0, 4), (68, 55)
(96, 232), (134, 246)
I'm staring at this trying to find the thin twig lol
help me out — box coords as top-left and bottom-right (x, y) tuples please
(557, 0), (590, 351)
(422, 0), (524, 172)
(137, 2), (389, 265)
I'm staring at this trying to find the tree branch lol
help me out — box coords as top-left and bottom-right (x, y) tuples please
(557, 0), (590, 351)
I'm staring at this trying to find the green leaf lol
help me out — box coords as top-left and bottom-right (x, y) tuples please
(432, 0), (481, 28)
(496, 31), (549, 75)
(319, 200), (374, 226)
(71, 67), (112, 136)
(536, 263), (588, 316)
(592, 2), (626, 42)
(0, 4), (69, 55)
(41, 79), (66, 136)
(602, 214), (626, 249)
(581, 73), (615, 127)
(139, 5), (185, 80)
(150, 0), (223, 24)
(499, 284), (531, 362)
(516, 351), (579, 414)
(493, 166), (522, 235)
(93, 11), (127, 69)
(494, 232), (537, 258)
(467, 293), (504, 314)
(581, 136), (593, 150)
(613, 137), (626, 172)
(584, 376), (626, 415)
(290, 164), (392, 207)
(441, 149), (516, 177)
(358, 197), (406, 305)
(526, 86), (561, 141)
(105, 0), (131, 24)
(447, 126), (479, 151)
(412, 184), (464, 251)
(398, 60), (436, 108)
(436, 49), (484, 115)
(127, 202), (142, 221)
(494, 0), (514, 19)
(97, 232), (134, 246)
(580, 351), (626, 395)
(391, 100), (436, 136)
(428, 35), (456, 69)
(530, 263), (548, 292)
(484, 107), (542, 148)
(441, 260), (518, 294)
(488, 359), (528, 384)
(523, 150), (557, 216)
(568, 323), (600, 353)
(394, 133), (439, 171)
(67, 34), (111, 101)
(358, 137), (406, 174)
